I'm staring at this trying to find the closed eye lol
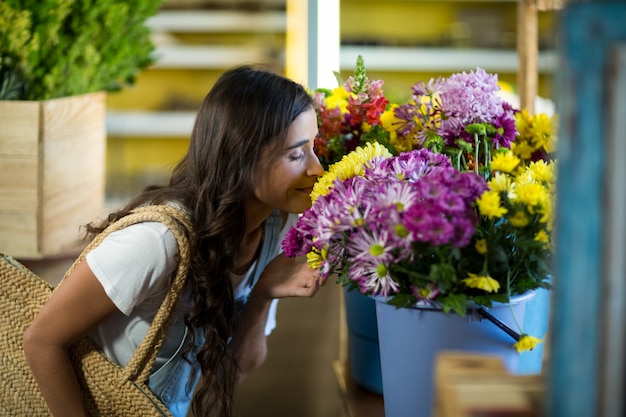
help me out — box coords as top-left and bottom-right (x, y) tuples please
(290, 152), (305, 161)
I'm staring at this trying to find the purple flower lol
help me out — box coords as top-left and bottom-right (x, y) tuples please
(282, 147), (489, 293)
(491, 109), (518, 148)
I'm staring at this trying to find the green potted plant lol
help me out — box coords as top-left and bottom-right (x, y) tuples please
(0, 0), (162, 258)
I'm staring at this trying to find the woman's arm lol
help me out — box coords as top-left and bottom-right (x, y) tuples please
(228, 253), (322, 381)
(23, 260), (120, 417)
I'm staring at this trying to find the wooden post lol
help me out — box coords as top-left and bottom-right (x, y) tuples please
(550, 3), (626, 416)
(517, 0), (564, 114)
(517, 0), (538, 114)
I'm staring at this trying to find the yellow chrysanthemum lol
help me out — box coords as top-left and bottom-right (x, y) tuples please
(515, 110), (532, 137)
(488, 172), (516, 200)
(311, 172), (339, 202)
(513, 169), (535, 187)
(527, 160), (554, 184)
(474, 239), (488, 255)
(513, 182), (549, 209)
(530, 191), (552, 225)
(490, 151), (521, 173)
(543, 114), (558, 153)
(306, 250), (324, 270)
(462, 273), (500, 293)
(534, 230), (549, 243)
(513, 334), (543, 353)
(511, 141), (534, 160)
(476, 191), (508, 218)
(514, 110), (558, 157)
(311, 142), (392, 202)
(509, 211), (529, 228)
(325, 86), (349, 113)
(529, 113), (553, 150)
(382, 104), (413, 153)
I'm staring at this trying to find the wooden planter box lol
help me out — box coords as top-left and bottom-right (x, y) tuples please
(0, 92), (106, 259)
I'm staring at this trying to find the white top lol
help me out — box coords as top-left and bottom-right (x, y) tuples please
(86, 213), (295, 370)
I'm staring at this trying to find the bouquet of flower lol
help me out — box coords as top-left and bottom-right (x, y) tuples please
(288, 57), (557, 352)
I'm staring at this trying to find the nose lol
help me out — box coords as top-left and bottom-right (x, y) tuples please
(308, 153), (325, 177)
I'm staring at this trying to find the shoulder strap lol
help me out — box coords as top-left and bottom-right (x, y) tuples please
(61, 205), (193, 384)
(248, 209), (282, 288)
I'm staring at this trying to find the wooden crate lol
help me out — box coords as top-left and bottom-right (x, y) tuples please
(434, 352), (545, 417)
(0, 92), (106, 259)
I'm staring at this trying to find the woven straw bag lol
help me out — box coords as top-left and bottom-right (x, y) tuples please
(0, 205), (193, 416)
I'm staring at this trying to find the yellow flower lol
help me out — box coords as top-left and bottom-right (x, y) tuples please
(311, 172), (339, 202)
(325, 86), (349, 113)
(514, 334), (543, 353)
(511, 141), (534, 160)
(527, 160), (554, 184)
(490, 151), (520, 173)
(509, 211), (529, 227)
(488, 172), (516, 200)
(311, 142), (392, 202)
(514, 110), (558, 157)
(513, 182), (548, 209)
(306, 250), (324, 270)
(537, 196), (552, 224)
(515, 110), (532, 137)
(382, 104), (413, 153)
(529, 113), (553, 150)
(462, 273), (500, 293)
(476, 191), (508, 218)
(535, 229), (549, 243)
(474, 239), (487, 254)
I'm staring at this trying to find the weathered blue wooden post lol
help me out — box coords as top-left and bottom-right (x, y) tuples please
(551, 2), (626, 416)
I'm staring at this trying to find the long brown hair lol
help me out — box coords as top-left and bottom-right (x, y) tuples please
(88, 65), (314, 416)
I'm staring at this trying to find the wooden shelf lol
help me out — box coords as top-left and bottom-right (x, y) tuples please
(147, 10), (286, 33)
(149, 44), (277, 69)
(107, 111), (196, 138)
(340, 45), (557, 73)
(146, 44), (557, 73)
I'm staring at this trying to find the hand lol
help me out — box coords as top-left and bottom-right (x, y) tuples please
(254, 253), (324, 300)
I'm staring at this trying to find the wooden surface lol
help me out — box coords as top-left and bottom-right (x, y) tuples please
(0, 92), (106, 259)
(333, 360), (385, 417)
(434, 353), (545, 417)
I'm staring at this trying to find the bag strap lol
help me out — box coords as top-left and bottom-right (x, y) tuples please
(60, 205), (193, 384)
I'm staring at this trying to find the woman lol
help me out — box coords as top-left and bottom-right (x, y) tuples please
(23, 65), (325, 417)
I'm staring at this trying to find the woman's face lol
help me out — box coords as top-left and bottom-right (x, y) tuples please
(253, 107), (324, 214)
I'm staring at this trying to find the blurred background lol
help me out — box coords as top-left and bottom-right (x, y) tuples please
(105, 0), (558, 200)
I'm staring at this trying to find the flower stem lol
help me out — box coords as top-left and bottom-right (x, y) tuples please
(507, 270), (523, 333)
(474, 133), (480, 175)
(483, 136), (490, 173)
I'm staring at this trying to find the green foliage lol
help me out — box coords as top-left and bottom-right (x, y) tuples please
(0, 0), (163, 100)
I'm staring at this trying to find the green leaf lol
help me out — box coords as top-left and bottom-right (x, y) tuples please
(441, 294), (468, 316)
(387, 293), (418, 309)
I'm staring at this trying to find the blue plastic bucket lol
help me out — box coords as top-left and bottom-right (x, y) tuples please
(373, 288), (549, 417)
(343, 288), (383, 394)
